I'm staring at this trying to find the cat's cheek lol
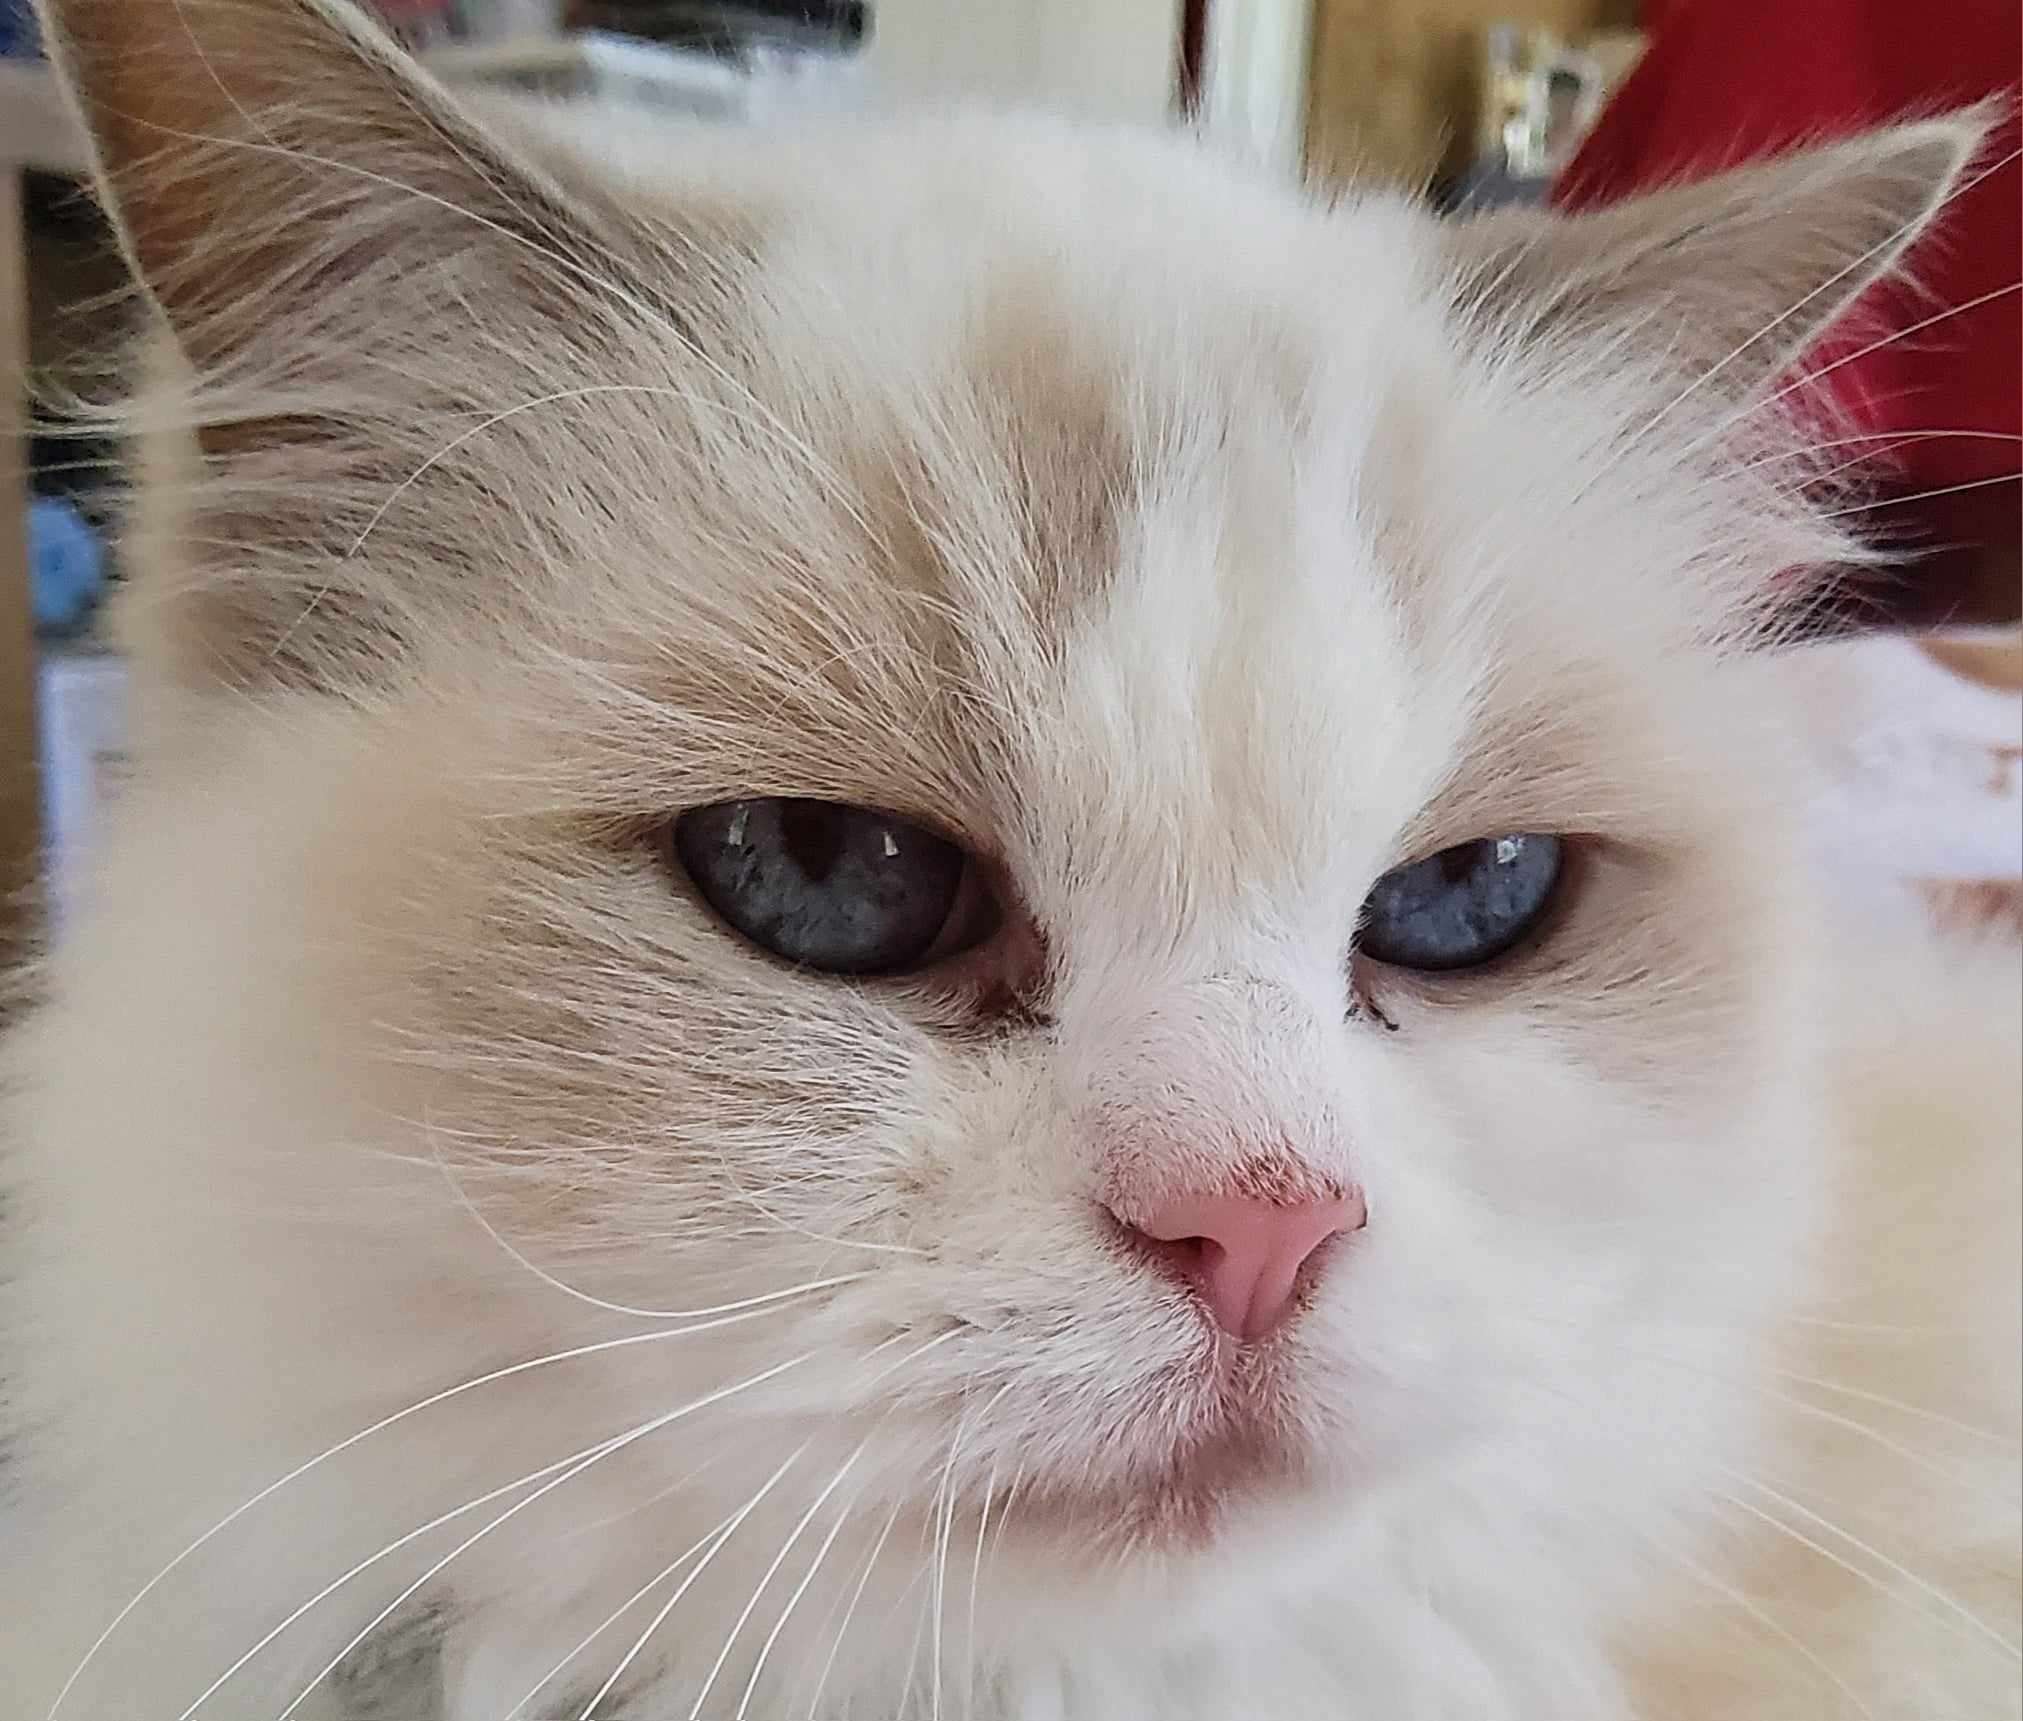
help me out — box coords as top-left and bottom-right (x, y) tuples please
(875, 1046), (1106, 1325)
(1329, 1007), (1821, 1505)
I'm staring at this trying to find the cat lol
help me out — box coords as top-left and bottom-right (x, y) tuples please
(2, 0), (2017, 1715)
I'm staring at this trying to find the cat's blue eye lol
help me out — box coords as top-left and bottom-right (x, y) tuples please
(673, 798), (990, 977)
(1356, 834), (1564, 973)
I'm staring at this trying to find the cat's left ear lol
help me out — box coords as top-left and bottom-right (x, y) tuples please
(1445, 115), (1985, 388)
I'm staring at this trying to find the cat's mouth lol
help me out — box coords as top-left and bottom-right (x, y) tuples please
(1001, 1358), (1319, 1552)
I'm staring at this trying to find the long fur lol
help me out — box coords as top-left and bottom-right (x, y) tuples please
(2, 3), (2017, 1715)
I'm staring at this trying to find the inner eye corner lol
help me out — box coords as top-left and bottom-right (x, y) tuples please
(873, 860), (1058, 1022)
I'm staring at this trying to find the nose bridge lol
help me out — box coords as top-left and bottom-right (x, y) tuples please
(1066, 969), (1329, 1093)
(1064, 969), (1353, 1207)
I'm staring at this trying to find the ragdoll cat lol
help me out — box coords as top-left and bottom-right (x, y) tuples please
(2, 0), (2018, 1715)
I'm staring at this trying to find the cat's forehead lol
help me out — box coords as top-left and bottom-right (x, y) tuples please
(533, 131), (1701, 922)
(636, 205), (1478, 895)
(954, 303), (1468, 905)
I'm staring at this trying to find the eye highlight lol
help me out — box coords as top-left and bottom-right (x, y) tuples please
(672, 798), (994, 976)
(1356, 834), (1564, 973)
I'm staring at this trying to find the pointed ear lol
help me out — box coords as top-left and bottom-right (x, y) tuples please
(1446, 116), (1984, 389)
(33, 0), (632, 369)
(29, 0), (741, 696)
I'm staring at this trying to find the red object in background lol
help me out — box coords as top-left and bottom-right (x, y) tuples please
(1555, 0), (2021, 612)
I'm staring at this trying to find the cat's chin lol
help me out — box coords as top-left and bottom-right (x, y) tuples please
(1023, 1437), (1311, 1557)
(993, 1354), (1328, 1558)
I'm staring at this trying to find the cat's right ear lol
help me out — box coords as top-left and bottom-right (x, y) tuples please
(32, 0), (663, 370)
(31, 0), (731, 693)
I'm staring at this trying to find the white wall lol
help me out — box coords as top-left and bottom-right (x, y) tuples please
(863, 0), (1182, 126)
(1199, 0), (1313, 174)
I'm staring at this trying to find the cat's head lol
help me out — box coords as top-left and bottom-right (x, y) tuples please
(41, 0), (1979, 1677)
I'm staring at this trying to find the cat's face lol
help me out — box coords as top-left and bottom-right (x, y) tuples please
(302, 163), (1802, 1545)
(136, 120), (1828, 1577)
(42, 0), (1974, 1680)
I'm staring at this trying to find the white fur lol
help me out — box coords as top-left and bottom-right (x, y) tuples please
(2, 7), (2017, 1715)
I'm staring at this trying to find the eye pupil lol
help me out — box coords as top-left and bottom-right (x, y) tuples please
(1437, 843), (1481, 885)
(778, 800), (846, 884)
(1356, 833), (1564, 973)
(673, 797), (981, 977)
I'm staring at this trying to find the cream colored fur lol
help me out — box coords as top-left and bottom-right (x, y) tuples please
(2, 2), (2017, 1717)
(1624, 923), (2020, 1719)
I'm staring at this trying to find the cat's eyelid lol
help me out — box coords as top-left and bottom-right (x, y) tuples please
(669, 788), (998, 865)
(1390, 769), (1645, 871)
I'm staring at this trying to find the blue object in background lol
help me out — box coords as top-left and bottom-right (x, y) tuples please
(0, 0), (39, 57)
(30, 496), (107, 636)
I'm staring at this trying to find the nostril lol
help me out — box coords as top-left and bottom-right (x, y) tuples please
(1129, 1229), (1220, 1279)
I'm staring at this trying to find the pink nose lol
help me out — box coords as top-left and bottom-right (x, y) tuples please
(1117, 1191), (1365, 1341)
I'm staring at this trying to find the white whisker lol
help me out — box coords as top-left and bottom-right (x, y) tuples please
(577, 1446), (810, 1720)
(498, 1510), (726, 1721)
(1816, 469), (2022, 519)
(806, 1492), (907, 1721)
(1761, 1384), (1995, 1499)
(1652, 275), (2023, 480)
(1771, 1367), (2019, 1448)
(699, 1440), (871, 1719)
(705, 1129), (929, 1258)
(263, 1351), (813, 1721)
(928, 1401), (976, 1721)
(1719, 1469), (2021, 1660)
(45, 1303), (833, 1720)
(1740, 427), (2023, 472)
(561, 1446), (738, 1544)
(902, 1565), (934, 1715)
(338, 369), (887, 568)
(736, 1467), (875, 1718)
(432, 1127), (874, 1317)
(964, 1458), (1000, 1721)
(178, 1425), (617, 1720)
(987, 1464), (1026, 1571)
(121, 100), (888, 550)
(348, 386), (706, 558)
(1714, 1487), (2001, 1655)
(1768, 279), (2023, 412)
(1638, 1527), (1877, 1719)
(1658, 1345), (2002, 1494)
(1586, 144), (2019, 490)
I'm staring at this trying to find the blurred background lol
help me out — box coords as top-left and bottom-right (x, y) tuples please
(0, 0), (2017, 947)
